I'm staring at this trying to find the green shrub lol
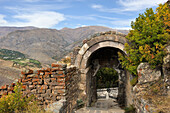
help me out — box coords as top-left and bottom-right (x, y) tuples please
(0, 83), (46, 113)
(96, 67), (118, 88)
(124, 105), (136, 113)
(29, 59), (42, 68)
(130, 76), (138, 86)
(0, 49), (25, 60)
(76, 99), (84, 109)
(118, 2), (170, 75)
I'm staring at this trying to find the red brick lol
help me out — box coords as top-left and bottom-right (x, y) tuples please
(145, 105), (149, 111)
(51, 68), (60, 72)
(18, 79), (22, 83)
(51, 78), (56, 81)
(3, 91), (8, 95)
(22, 85), (26, 90)
(51, 63), (61, 67)
(38, 80), (43, 85)
(58, 71), (64, 75)
(28, 69), (33, 74)
(33, 82), (38, 85)
(56, 82), (65, 86)
(47, 68), (51, 72)
(40, 85), (48, 90)
(38, 70), (44, 75)
(21, 71), (25, 75)
(59, 74), (65, 78)
(57, 89), (65, 94)
(11, 83), (15, 86)
(57, 78), (65, 83)
(44, 72), (49, 75)
(22, 79), (27, 83)
(1, 85), (8, 90)
(8, 87), (14, 91)
(34, 75), (39, 78)
(8, 91), (13, 95)
(32, 79), (39, 82)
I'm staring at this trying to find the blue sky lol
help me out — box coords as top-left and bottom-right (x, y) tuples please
(0, 0), (167, 30)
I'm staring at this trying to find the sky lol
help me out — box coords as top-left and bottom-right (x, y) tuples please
(0, 0), (167, 30)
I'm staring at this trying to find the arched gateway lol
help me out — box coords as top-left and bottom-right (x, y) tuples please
(74, 31), (133, 107)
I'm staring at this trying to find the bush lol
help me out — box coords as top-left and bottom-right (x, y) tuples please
(124, 105), (136, 113)
(130, 76), (138, 86)
(96, 67), (118, 88)
(118, 2), (170, 75)
(0, 83), (46, 113)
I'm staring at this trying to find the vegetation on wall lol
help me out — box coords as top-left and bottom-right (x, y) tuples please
(96, 67), (118, 88)
(0, 83), (47, 113)
(118, 2), (170, 75)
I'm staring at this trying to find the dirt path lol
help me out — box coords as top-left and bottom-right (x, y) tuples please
(75, 99), (124, 113)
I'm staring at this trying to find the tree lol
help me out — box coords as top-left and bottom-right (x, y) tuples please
(118, 2), (170, 75)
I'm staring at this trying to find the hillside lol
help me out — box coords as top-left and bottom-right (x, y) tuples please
(0, 26), (36, 38)
(0, 26), (129, 65)
(0, 49), (42, 86)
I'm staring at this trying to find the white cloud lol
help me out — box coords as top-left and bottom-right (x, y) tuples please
(91, 4), (103, 9)
(92, 0), (167, 13)
(119, 0), (167, 11)
(90, 15), (117, 20)
(23, 0), (40, 2)
(0, 14), (7, 24)
(0, 11), (65, 28)
(113, 27), (132, 30)
(66, 15), (96, 20)
(111, 19), (135, 27)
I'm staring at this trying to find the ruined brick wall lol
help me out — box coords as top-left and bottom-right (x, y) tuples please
(0, 63), (82, 113)
(0, 63), (67, 107)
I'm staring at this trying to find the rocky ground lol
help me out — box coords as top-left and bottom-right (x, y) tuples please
(75, 87), (124, 113)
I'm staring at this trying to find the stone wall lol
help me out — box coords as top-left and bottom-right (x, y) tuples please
(0, 63), (67, 107)
(133, 61), (170, 113)
(64, 66), (81, 113)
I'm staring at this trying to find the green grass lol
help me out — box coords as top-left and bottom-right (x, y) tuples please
(0, 49), (42, 68)
(0, 49), (25, 60)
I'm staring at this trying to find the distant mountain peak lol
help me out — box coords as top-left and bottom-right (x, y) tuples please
(61, 27), (72, 30)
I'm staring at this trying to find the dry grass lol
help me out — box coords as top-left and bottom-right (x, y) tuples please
(142, 79), (170, 113)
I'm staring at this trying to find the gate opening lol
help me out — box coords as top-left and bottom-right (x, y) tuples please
(86, 47), (127, 107)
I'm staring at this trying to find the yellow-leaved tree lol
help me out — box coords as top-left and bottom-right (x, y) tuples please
(118, 2), (170, 77)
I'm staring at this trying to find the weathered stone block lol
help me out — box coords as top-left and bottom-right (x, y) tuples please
(31, 89), (37, 93)
(46, 89), (52, 94)
(54, 86), (65, 89)
(137, 63), (161, 84)
(52, 90), (58, 94)
(40, 85), (48, 90)
(32, 79), (39, 82)
(44, 78), (51, 85)
(38, 79), (43, 85)
(29, 85), (35, 90)
(37, 97), (44, 101)
(38, 89), (46, 94)
(27, 74), (36, 78)
(51, 78), (56, 81)
(57, 71), (64, 75)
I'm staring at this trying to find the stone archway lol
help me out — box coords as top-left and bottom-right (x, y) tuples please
(74, 31), (133, 108)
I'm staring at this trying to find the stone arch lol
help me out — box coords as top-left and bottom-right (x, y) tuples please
(74, 31), (132, 107)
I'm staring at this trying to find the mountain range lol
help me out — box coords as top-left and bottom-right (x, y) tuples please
(0, 26), (129, 65)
